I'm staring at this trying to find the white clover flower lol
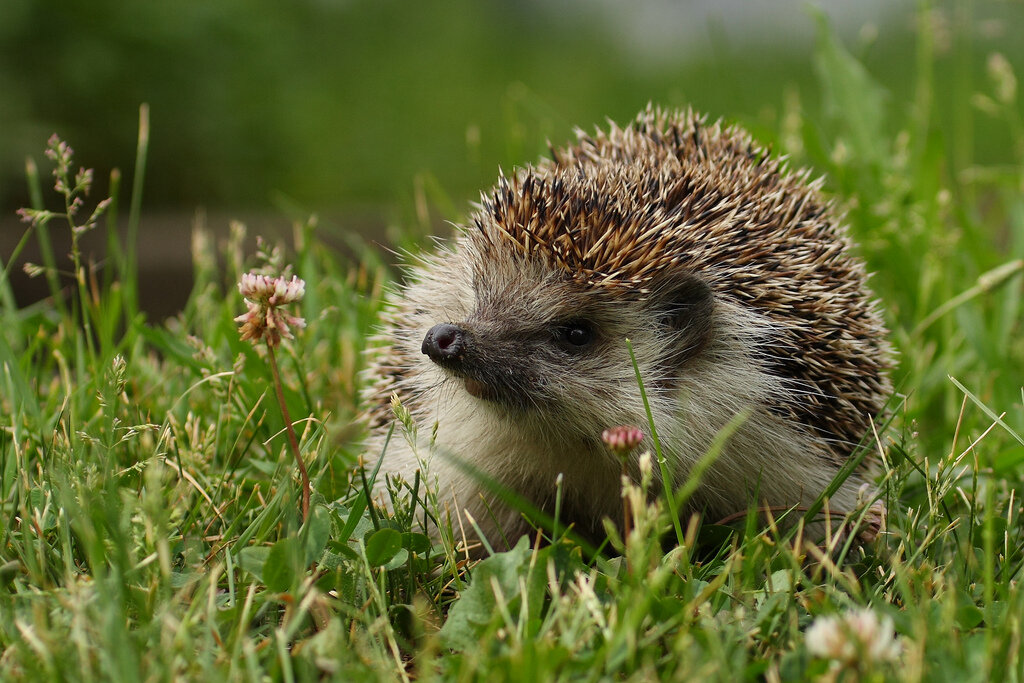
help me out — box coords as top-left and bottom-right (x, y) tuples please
(235, 273), (306, 347)
(238, 272), (305, 305)
(806, 608), (901, 665)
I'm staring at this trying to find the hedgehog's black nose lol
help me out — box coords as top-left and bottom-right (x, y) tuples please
(422, 323), (466, 362)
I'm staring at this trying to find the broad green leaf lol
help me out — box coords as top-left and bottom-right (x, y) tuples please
(235, 546), (271, 582)
(264, 537), (299, 592)
(302, 504), (332, 565)
(440, 537), (547, 651)
(364, 528), (403, 567)
(402, 532), (431, 554)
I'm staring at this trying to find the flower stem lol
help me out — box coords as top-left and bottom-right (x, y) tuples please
(267, 344), (310, 522)
(621, 459), (632, 542)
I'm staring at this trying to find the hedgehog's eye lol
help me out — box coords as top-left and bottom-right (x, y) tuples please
(555, 321), (595, 350)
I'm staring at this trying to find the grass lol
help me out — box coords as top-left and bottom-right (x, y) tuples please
(2, 12), (1023, 682)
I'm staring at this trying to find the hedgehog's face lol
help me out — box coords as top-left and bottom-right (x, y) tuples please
(418, 257), (715, 432)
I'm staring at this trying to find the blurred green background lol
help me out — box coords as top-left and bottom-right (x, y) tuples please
(2, 0), (1023, 314)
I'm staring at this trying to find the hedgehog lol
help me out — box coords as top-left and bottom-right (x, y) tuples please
(363, 106), (891, 550)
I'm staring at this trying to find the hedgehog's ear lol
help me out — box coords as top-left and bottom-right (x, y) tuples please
(650, 273), (714, 362)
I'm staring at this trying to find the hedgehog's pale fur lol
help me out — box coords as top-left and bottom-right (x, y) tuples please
(363, 107), (891, 549)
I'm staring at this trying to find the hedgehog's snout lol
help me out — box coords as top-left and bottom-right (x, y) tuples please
(422, 322), (501, 402)
(422, 323), (467, 363)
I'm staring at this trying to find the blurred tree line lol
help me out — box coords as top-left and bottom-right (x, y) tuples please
(1, 0), (1021, 220)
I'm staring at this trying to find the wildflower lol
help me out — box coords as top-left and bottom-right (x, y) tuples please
(46, 134), (74, 176)
(235, 270), (310, 521)
(16, 208), (55, 227)
(601, 425), (644, 455)
(805, 607), (901, 665)
(19, 135), (111, 236)
(601, 426), (646, 549)
(235, 273), (306, 347)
